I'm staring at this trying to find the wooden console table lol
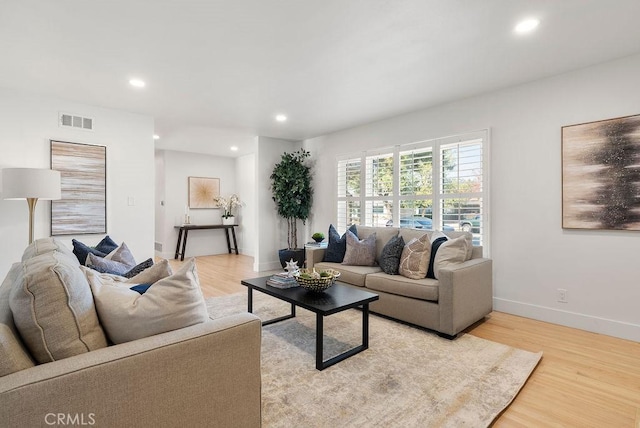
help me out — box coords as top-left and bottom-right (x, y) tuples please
(174, 224), (238, 261)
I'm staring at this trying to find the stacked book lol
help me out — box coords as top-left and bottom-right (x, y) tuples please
(266, 272), (300, 289)
(305, 241), (328, 248)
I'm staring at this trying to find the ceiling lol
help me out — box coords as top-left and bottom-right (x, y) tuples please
(2, 0), (640, 156)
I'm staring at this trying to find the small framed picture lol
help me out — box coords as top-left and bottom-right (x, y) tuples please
(188, 176), (220, 208)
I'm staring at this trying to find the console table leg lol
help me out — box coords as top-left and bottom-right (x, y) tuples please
(231, 226), (239, 255)
(180, 230), (189, 261)
(174, 229), (184, 259)
(225, 228), (232, 254)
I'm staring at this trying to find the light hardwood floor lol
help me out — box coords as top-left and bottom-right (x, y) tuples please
(169, 254), (640, 427)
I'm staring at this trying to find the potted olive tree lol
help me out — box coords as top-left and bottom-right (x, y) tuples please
(270, 149), (312, 268)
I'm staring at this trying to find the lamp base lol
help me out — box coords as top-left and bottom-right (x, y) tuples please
(27, 198), (38, 244)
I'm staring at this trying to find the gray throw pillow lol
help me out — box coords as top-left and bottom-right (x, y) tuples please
(342, 230), (377, 266)
(379, 234), (404, 275)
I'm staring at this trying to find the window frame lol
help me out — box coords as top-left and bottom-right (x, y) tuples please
(336, 129), (490, 255)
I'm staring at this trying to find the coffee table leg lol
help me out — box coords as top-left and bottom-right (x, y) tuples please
(247, 288), (253, 313)
(316, 313), (324, 370)
(363, 303), (369, 349)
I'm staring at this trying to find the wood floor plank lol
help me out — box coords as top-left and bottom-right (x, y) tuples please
(172, 253), (640, 427)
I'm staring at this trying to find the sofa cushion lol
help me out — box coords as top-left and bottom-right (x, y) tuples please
(432, 235), (470, 279)
(21, 237), (78, 264)
(398, 234), (431, 280)
(365, 272), (439, 302)
(323, 224), (357, 263)
(314, 261), (381, 287)
(72, 236), (119, 265)
(0, 263), (35, 376)
(379, 234), (404, 275)
(9, 251), (108, 364)
(85, 258), (209, 344)
(357, 226), (399, 262)
(342, 230), (376, 266)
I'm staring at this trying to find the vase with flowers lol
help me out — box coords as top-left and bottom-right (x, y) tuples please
(214, 194), (241, 225)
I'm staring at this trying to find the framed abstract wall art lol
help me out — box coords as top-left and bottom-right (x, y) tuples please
(51, 140), (107, 235)
(562, 114), (640, 230)
(188, 176), (220, 208)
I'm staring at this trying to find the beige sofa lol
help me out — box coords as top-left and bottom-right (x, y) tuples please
(0, 240), (262, 427)
(307, 226), (493, 338)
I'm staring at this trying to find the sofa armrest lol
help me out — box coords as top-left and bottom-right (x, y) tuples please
(0, 313), (262, 428)
(437, 258), (493, 336)
(305, 247), (326, 270)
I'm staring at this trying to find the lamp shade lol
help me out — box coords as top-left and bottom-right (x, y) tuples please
(2, 168), (62, 200)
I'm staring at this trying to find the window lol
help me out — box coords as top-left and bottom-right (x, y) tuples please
(336, 130), (488, 251)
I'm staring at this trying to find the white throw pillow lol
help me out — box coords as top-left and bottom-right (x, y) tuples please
(433, 235), (470, 279)
(85, 258), (209, 344)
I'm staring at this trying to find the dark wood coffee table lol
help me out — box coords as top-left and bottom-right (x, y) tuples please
(240, 276), (379, 370)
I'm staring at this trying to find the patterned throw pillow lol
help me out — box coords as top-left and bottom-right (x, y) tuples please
(398, 234), (431, 280)
(342, 231), (377, 266)
(123, 258), (154, 278)
(379, 234), (404, 275)
(127, 259), (172, 284)
(323, 224), (358, 263)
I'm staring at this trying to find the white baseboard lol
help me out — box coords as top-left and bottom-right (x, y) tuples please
(493, 297), (640, 342)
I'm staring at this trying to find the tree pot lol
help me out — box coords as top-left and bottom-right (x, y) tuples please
(222, 216), (235, 225)
(278, 248), (305, 269)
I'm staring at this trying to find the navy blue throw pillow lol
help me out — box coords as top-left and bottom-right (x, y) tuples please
(72, 236), (118, 265)
(426, 237), (448, 279)
(323, 224), (358, 263)
(129, 283), (153, 295)
(95, 236), (119, 254)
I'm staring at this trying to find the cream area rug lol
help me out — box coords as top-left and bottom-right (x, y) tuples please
(206, 292), (542, 428)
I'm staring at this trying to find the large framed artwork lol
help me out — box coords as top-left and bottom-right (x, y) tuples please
(51, 140), (107, 235)
(562, 114), (640, 230)
(188, 176), (220, 208)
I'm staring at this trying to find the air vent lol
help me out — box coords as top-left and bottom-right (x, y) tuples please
(59, 112), (94, 131)
(155, 242), (163, 252)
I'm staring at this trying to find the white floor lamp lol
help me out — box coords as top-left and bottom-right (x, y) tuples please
(2, 168), (62, 244)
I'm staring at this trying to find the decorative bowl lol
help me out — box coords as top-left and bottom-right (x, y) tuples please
(294, 269), (341, 292)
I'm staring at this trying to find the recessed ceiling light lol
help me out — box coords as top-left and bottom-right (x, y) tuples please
(275, 114), (287, 122)
(153, 134), (160, 140)
(514, 18), (540, 34)
(230, 146), (239, 151)
(129, 78), (146, 88)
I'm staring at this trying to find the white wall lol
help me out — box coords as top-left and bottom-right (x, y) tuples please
(254, 136), (301, 271)
(0, 87), (155, 275)
(304, 53), (640, 342)
(236, 153), (256, 257)
(156, 149), (242, 258)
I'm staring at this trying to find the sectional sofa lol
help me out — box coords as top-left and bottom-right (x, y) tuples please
(307, 226), (493, 338)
